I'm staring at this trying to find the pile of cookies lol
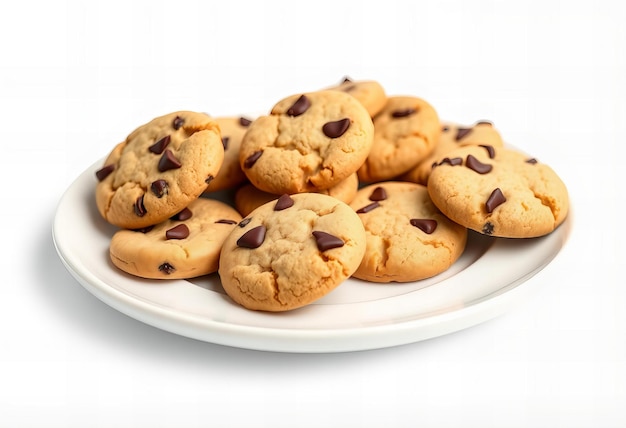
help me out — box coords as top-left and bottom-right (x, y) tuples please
(94, 77), (570, 312)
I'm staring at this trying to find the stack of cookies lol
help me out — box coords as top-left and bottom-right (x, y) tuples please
(93, 77), (570, 312)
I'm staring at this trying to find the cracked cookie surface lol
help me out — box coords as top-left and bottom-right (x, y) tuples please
(426, 145), (569, 238)
(95, 111), (224, 229)
(239, 90), (374, 195)
(109, 197), (242, 279)
(350, 181), (467, 283)
(218, 193), (366, 312)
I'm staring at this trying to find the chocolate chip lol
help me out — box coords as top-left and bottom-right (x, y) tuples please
(170, 207), (192, 221)
(238, 218), (252, 227)
(205, 175), (214, 184)
(465, 155), (493, 174)
(410, 219), (438, 234)
(526, 158), (538, 164)
(480, 145), (496, 159)
(239, 117), (252, 127)
(287, 95), (311, 117)
(274, 194), (294, 211)
(356, 201), (380, 214)
(485, 188), (506, 213)
(442, 125), (450, 132)
(221, 136), (230, 150)
(313, 231), (344, 252)
(475, 120), (493, 126)
(158, 262), (175, 274)
(151, 179), (168, 198)
(455, 127), (472, 141)
(243, 150), (263, 168)
(173, 116), (184, 130)
(237, 225), (266, 249)
(133, 225), (154, 233)
(482, 222), (494, 235)
(369, 187), (387, 201)
(436, 157), (463, 167)
(158, 149), (182, 172)
(341, 76), (353, 83)
(149, 135), (171, 154)
(166, 224), (189, 240)
(95, 164), (115, 181)
(215, 219), (238, 225)
(134, 195), (146, 217)
(322, 118), (350, 138)
(391, 108), (417, 118)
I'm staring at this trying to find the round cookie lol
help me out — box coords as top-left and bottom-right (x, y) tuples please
(109, 197), (242, 279)
(427, 145), (569, 238)
(203, 116), (253, 193)
(326, 77), (387, 117)
(234, 172), (359, 217)
(400, 120), (504, 185)
(218, 193), (366, 312)
(350, 181), (467, 283)
(95, 111), (224, 229)
(239, 90), (374, 195)
(357, 96), (441, 183)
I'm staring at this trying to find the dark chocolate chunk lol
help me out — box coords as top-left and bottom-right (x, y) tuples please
(215, 219), (238, 225)
(238, 218), (252, 228)
(287, 95), (311, 117)
(134, 195), (146, 217)
(158, 149), (182, 172)
(274, 194), (294, 211)
(313, 231), (344, 251)
(356, 201), (380, 214)
(482, 222), (494, 235)
(410, 218), (438, 234)
(465, 155), (493, 174)
(455, 127), (472, 141)
(526, 158), (538, 164)
(170, 207), (192, 221)
(237, 225), (266, 249)
(151, 179), (168, 198)
(149, 135), (171, 154)
(173, 116), (184, 130)
(166, 224), (189, 240)
(95, 164), (115, 181)
(158, 262), (175, 274)
(485, 188), (506, 213)
(391, 108), (417, 118)
(243, 150), (263, 168)
(436, 157), (463, 167)
(322, 118), (350, 138)
(480, 144), (496, 159)
(369, 186), (387, 201)
(239, 117), (252, 127)
(221, 136), (230, 150)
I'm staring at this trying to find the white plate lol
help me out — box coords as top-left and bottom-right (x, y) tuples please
(53, 159), (571, 353)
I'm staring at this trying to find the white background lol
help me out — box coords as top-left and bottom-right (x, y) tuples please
(2, 0), (624, 427)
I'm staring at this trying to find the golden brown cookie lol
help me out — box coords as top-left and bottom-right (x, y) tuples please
(239, 90), (374, 195)
(109, 197), (242, 279)
(399, 120), (504, 185)
(427, 145), (569, 238)
(203, 116), (252, 193)
(357, 96), (441, 183)
(95, 111), (224, 229)
(233, 173), (359, 217)
(218, 193), (366, 312)
(350, 181), (467, 283)
(326, 76), (387, 117)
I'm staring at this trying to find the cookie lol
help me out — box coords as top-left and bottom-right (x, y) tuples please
(239, 90), (374, 195)
(426, 145), (569, 238)
(95, 111), (224, 229)
(399, 120), (504, 185)
(326, 77), (387, 117)
(218, 193), (366, 312)
(109, 197), (242, 279)
(203, 116), (253, 193)
(357, 96), (441, 183)
(234, 172), (359, 217)
(350, 181), (467, 283)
